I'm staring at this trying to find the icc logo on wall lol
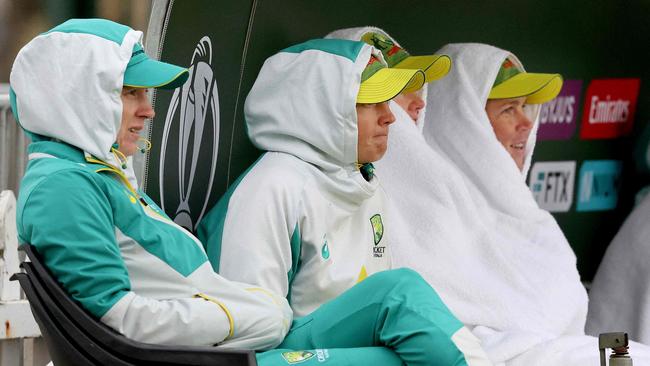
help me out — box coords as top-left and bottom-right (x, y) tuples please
(159, 36), (220, 231)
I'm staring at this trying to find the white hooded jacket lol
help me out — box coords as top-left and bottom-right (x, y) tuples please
(11, 19), (291, 348)
(197, 39), (393, 317)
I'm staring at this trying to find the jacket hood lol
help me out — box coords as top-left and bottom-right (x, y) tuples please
(325, 26), (396, 48)
(10, 19), (142, 178)
(245, 39), (374, 171)
(244, 39), (383, 205)
(423, 43), (542, 217)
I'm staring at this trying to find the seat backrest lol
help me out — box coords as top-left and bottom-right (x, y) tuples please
(15, 244), (257, 366)
(11, 271), (120, 366)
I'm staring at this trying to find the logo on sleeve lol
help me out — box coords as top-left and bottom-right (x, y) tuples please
(370, 214), (386, 257)
(281, 351), (315, 364)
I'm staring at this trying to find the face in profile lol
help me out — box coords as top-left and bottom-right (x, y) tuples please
(356, 101), (396, 163)
(485, 96), (533, 171)
(394, 89), (425, 123)
(117, 87), (155, 156)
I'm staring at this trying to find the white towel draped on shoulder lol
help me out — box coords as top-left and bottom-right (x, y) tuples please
(587, 193), (650, 344)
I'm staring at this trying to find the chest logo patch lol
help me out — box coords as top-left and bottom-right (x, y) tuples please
(370, 214), (384, 245)
(281, 351), (315, 364)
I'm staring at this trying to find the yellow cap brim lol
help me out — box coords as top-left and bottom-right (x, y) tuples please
(489, 73), (563, 104)
(395, 54), (452, 83)
(357, 68), (425, 104)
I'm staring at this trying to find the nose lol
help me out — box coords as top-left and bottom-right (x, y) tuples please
(517, 110), (533, 130)
(379, 102), (396, 125)
(412, 95), (426, 111)
(139, 93), (156, 119)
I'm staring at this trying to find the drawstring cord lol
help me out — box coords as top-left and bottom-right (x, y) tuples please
(110, 138), (152, 169)
(111, 143), (128, 169)
(138, 137), (152, 153)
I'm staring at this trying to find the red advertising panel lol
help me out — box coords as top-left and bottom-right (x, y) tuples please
(579, 78), (640, 139)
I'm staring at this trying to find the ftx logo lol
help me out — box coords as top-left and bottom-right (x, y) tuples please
(529, 161), (576, 212)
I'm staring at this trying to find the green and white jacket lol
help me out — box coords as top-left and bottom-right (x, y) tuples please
(10, 19), (291, 348)
(198, 40), (392, 317)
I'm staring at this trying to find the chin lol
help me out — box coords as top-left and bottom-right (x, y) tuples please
(121, 147), (137, 157)
(371, 152), (386, 163)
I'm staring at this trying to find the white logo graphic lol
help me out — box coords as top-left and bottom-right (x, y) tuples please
(528, 161), (576, 212)
(588, 95), (630, 124)
(539, 95), (575, 124)
(160, 36), (220, 230)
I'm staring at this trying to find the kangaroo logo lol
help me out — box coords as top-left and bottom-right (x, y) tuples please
(159, 36), (220, 231)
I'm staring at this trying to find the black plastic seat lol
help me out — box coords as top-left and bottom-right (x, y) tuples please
(11, 243), (258, 366)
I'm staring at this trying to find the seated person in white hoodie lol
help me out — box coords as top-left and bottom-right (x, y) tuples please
(199, 38), (492, 365)
(197, 37), (449, 317)
(375, 42), (650, 365)
(12, 19), (490, 366)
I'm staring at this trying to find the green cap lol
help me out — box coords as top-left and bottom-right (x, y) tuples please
(123, 43), (189, 89)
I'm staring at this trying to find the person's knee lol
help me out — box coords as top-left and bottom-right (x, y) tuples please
(367, 268), (428, 290)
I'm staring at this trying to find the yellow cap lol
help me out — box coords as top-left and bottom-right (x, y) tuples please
(394, 54), (452, 83)
(360, 32), (451, 84)
(488, 59), (563, 104)
(357, 67), (425, 104)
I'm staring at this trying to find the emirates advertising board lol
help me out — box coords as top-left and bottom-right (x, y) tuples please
(579, 78), (641, 139)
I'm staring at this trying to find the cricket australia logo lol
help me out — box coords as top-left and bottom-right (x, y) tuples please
(160, 36), (220, 231)
(281, 351), (315, 364)
(370, 214), (386, 257)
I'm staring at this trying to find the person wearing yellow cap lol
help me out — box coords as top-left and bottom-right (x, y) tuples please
(197, 38), (425, 318)
(485, 58), (562, 171)
(326, 27), (451, 126)
(373, 42), (650, 364)
(198, 38), (492, 365)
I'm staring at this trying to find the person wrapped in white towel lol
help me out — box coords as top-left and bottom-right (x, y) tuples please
(376, 42), (650, 365)
(587, 190), (650, 345)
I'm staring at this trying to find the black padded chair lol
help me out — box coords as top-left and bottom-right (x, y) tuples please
(11, 244), (258, 366)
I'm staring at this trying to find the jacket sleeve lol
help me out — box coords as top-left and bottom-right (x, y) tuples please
(199, 159), (301, 300)
(18, 168), (288, 348)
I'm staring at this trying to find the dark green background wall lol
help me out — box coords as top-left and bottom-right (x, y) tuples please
(145, 0), (650, 281)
